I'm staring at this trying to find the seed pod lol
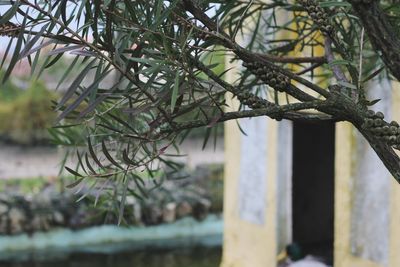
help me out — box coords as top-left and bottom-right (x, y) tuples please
(373, 127), (382, 135)
(389, 135), (397, 143)
(363, 118), (373, 128)
(375, 111), (384, 119)
(374, 118), (383, 127)
(270, 78), (277, 85)
(383, 125), (390, 135)
(390, 121), (399, 127)
(366, 110), (375, 118)
(390, 126), (398, 135)
(384, 135), (391, 142)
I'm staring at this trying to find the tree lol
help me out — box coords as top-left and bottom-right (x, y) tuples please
(1, 0), (400, 190)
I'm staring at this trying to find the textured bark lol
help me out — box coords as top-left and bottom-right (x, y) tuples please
(182, 0), (400, 182)
(350, 0), (400, 81)
(324, 93), (400, 183)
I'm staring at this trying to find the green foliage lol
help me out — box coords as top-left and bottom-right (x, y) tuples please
(1, 0), (400, 211)
(0, 81), (57, 145)
(0, 71), (21, 102)
(0, 176), (50, 194)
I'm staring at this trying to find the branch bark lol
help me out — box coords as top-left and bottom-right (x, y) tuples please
(320, 92), (400, 183)
(182, 0), (400, 182)
(350, 0), (400, 81)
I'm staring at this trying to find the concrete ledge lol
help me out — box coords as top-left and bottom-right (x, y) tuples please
(0, 215), (223, 257)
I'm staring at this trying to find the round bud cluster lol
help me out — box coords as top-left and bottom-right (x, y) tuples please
(362, 110), (400, 149)
(237, 91), (271, 109)
(297, 0), (334, 34)
(0, 22), (19, 37)
(242, 61), (290, 92)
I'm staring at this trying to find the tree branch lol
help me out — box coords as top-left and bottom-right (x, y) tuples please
(350, 0), (400, 81)
(256, 54), (326, 64)
(182, 0), (330, 99)
(160, 100), (336, 135)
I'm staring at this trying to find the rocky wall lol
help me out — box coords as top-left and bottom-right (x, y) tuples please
(0, 164), (223, 235)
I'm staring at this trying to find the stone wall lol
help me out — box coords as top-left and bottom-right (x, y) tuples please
(0, 164), (223, 235)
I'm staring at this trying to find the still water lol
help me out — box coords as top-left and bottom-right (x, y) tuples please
(0, 246), (222, 267)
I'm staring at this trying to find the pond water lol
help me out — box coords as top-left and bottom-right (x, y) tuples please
(0, 215), (223, 267)
(0, 246), (222, 267)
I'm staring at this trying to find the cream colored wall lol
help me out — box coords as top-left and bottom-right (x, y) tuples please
(220, 0), (283, 264)
(221, 5), (325, 265)
(389, 82), (400, 267)
(221, 39), (280, 265)
(221, 2), (400, 266)
(334, 121), (380, 267)
(221, 112), (279, 267)
(335, 81), (400, 267)
(223, 85), (400, 267)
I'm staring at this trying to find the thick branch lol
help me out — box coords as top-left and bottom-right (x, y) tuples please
(160, 100), (336, 135)
(320, 93), (400, 182)
(256, 54), (326, 64)
(350, 0), (400, 81)
(357, 125), (400, 183)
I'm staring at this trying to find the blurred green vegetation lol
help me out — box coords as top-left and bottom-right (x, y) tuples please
(198, 47), (226, 79)
(0, 176), (50, 194)
(0, 79), (57, 145)
(0, 78), (20, 102)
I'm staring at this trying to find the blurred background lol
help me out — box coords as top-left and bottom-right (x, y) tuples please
(0, 55), (224, 267)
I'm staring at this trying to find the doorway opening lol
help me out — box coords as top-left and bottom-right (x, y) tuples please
(292, 121), (335, 265)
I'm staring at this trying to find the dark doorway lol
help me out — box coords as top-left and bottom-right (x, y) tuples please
(292, 121), (335, 265)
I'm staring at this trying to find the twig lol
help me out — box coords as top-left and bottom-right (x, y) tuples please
(257, 54), (326, 64)
(324, 37), (347, 83)
(358, 27), (365, 86)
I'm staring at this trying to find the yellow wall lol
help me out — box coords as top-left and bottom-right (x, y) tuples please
(334, 121), (381, 267)
(223, 90), (400, 267)
(221, 44), (280, 266)
(335, 82), (400, 267)
(221, 2), (400, 266)
(389, 82), (400, 267)
(221, 108), (279, 267)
